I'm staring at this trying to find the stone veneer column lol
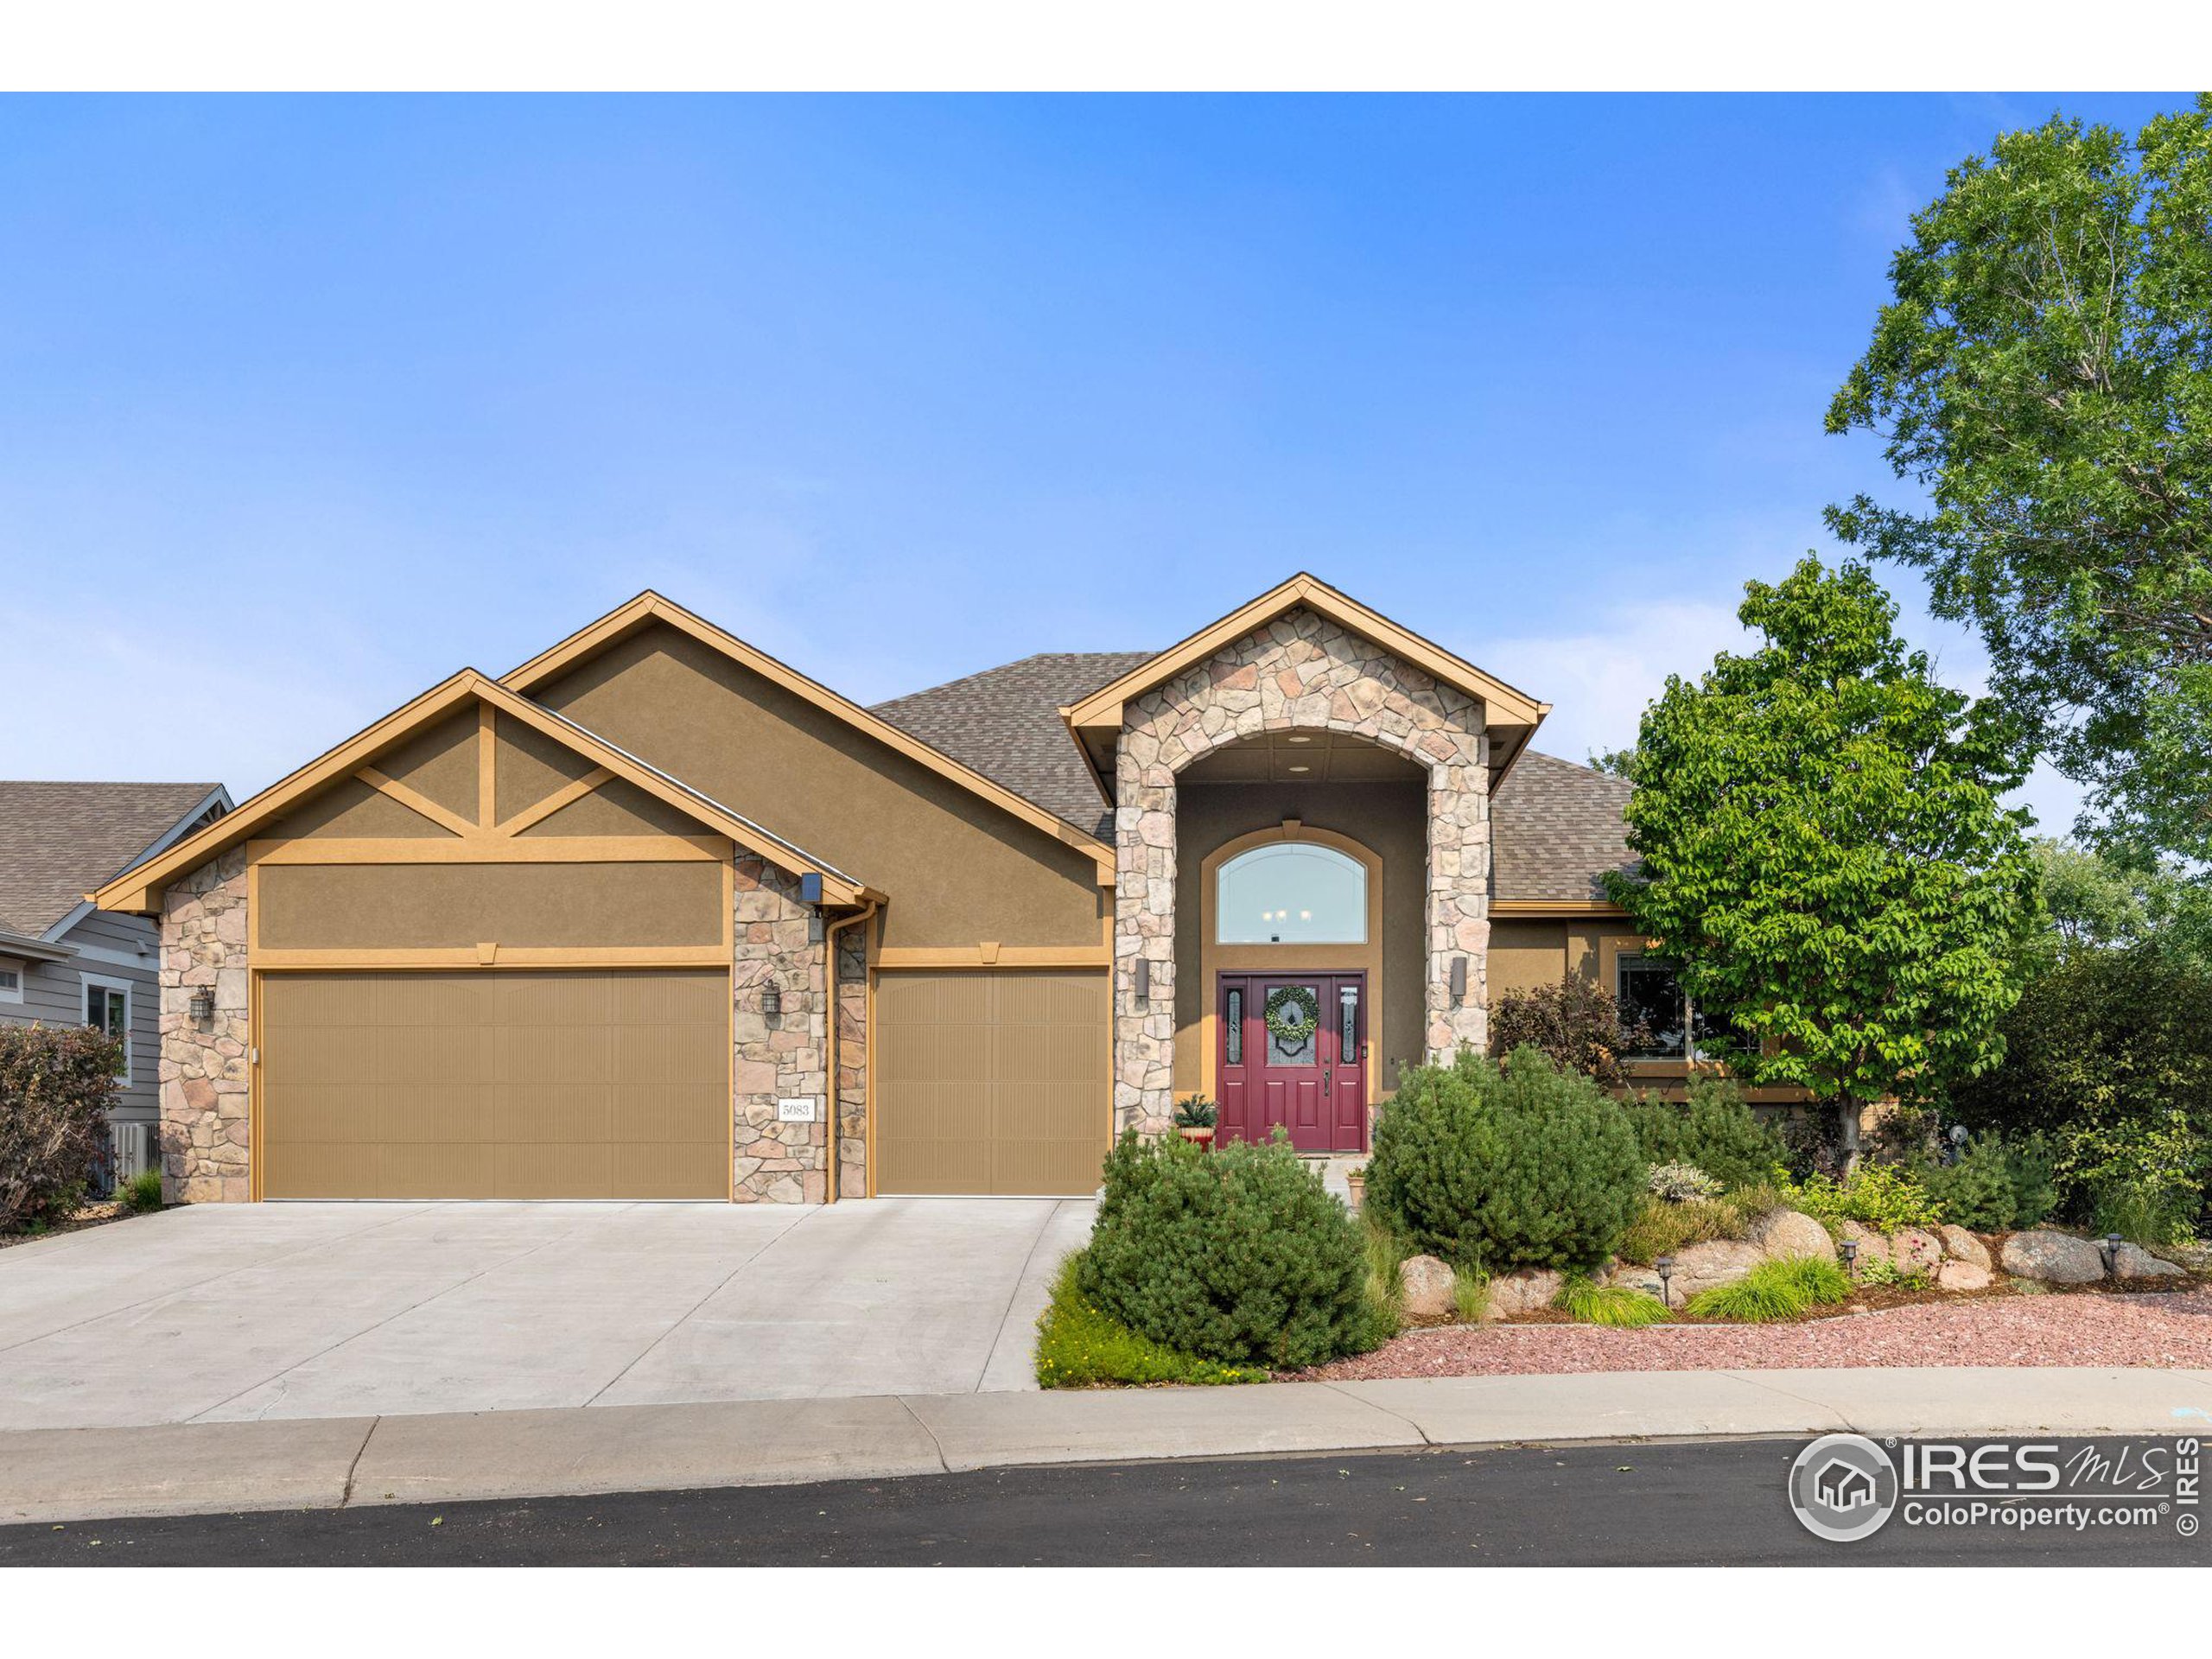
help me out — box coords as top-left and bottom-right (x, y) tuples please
(834, 924), (868, 1199)
(159, 849), (251, 1203)
(732, 855), (830, 1203)
(1113, 607), (1491, 1136)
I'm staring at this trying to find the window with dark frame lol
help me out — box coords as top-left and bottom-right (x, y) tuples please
(1616, 952), (1740, 1063)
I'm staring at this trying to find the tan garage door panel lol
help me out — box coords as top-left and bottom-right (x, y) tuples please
(259, 970), (728, 1199)
(875, 969), (1107, 1197)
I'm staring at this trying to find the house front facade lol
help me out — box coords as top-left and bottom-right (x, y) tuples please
(97, 574), (1741, 1206)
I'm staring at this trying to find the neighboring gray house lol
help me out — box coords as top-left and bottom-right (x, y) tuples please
(0, 782), (232, 1179)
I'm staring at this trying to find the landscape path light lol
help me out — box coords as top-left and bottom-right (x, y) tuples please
(2101, 1234), (2125, 1278)
(1655, 1255), (1675, 1307)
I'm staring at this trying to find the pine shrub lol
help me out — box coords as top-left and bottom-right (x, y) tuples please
(1364, 1047), (1645, 1273)
(1077, 1129), (1387, 1370)
(1624, 1078), (1789, 1192)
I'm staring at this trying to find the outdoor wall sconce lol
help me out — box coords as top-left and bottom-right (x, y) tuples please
(761, 984), (783, 1019)
(188, 986), (215, 1025)
(1133, 958), (1151, 1001)
(1448, 957), (1467, 1003)
(1654, 1255), (1675, 1306)
(1839, 1237), (1859, 1275)
(2101, 1233), (2124, 1278)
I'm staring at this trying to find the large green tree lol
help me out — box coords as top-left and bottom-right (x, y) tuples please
(1826, 98), (2212, 862)
(1606, 558), (2041, 1120)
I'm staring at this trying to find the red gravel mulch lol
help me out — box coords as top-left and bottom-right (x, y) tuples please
(1300, 1286), (2212, 1380)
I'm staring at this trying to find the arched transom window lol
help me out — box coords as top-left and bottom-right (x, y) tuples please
(1215, 842), (1368, 944)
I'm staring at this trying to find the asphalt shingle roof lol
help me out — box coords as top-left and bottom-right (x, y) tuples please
(0, 782), (226, 937)
(872, 655), (1637, 904)
(872, 652), (1149, 841)
(1490, 751), (1638, 905)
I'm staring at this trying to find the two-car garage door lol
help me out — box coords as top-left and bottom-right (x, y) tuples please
(258, 970), (728, 1200)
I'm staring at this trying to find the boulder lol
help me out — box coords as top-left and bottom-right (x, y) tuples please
(2000, 1230), (2107, 1285)
(1397, 1254), (1459, 1319)
(1936, 1260), (1993, 1293)
(1611, 1239), (1764, 1306)
(2113, 1243), (2189, 1281)
(1935, 1224), (1992, 1269)
(1484, 1268), (1564, 1320)
(1891, 1228), (1944, 1277)
(1838, 1220), (1890, 1270)
(1754, 1209), (1837, 1262)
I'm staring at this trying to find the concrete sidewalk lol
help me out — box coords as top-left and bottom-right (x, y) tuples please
(7, 1367), (2209, 1525)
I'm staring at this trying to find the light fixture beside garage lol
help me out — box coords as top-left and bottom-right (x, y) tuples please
(761, 982), (783, 1019)
(1132, 957), (1150, 1001)
(188, 986), (215, 1025)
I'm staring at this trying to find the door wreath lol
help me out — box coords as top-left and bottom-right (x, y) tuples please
(1263, 984), (1321, 1049)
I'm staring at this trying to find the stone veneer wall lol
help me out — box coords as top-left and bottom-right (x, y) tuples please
(732, 854), (831, 1202)
(159, 848), (251, 1202)
(1114, 606), (1491, 1136)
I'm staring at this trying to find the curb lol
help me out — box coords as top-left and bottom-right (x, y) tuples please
(5, 1366), (2209, 1526)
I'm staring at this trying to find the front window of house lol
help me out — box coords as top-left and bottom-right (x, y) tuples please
(1616, 953), (1741, 1062)
(1216, 842), (1367, 944)
(0, 959), (23, 1005)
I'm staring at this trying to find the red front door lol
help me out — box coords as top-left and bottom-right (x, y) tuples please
(1217, 973), (1368, 1154)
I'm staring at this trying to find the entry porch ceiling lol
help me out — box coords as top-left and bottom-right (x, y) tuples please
(1180, 729), (1426, 785)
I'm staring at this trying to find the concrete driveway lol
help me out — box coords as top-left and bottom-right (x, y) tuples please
(0, 1198), (1094, 1431)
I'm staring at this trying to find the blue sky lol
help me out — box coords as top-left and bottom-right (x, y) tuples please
(0, 93), (2185, 826)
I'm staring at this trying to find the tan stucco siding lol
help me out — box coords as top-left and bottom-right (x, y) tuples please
(1489, 919), (1613, 998)
(257, 861), (724, 950)
(372, 711), (480, 820)
(532, 623), (1104, 950)
(1172, 779), (1426, 1095)
(493, 713), (598, 821)
(268, 777), (455, 840)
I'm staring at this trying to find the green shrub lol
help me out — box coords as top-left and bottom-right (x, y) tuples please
(1035, 1255), (1268, 1388)
(1685, 1255), (1852, 1322)
(1624, 1079), (1790, 1192)
(119, 1166), (164, 1215)
(1364, 1047), (1645, 1273)
(1948, 948), (2212, 1231)
(1782, 1163), (1940, 1233)
(2, 1025), (124, 1233)
(1853, 1252), (1930, 1291)
(1618, 1194), (1748, 1264)
(1916, 1132), (2058, 1230)
(1077, 1129), (1386, 1370)
(1362, 1217), (1409, 1329)
(2081, 1111), (2205, 1247)
(1554, 1275), (1672, 1327)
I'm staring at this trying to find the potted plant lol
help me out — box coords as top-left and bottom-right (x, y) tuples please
(1173, 1095), (1218, 1146)
(1344, 1166), (1367, 1212)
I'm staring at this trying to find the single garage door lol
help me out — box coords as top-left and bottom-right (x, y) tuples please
(259, 969), (728, 1199)
(874, 969), (1108, 1196)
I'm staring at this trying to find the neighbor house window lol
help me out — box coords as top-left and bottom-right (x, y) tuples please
(0, 961), (23, 1005)
(83, 976), (130, 1083)
(1615, 953), (1739, 1064)
(1215, 842), (1367, 944)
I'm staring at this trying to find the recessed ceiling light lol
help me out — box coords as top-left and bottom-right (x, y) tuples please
(1286, 734), (1313, 744)
(1287, 764), (1311, 773)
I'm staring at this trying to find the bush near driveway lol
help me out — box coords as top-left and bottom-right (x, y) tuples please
(1077, 1128), (1387, 1370)
(1, 1025), (124, 1233)
(1363, 1047), (1644, 1274)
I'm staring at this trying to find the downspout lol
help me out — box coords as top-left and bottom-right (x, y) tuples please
(823, 901), (880, 1205)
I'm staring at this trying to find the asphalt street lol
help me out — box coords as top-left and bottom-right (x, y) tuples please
(5, 1437), (2206, 1567)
